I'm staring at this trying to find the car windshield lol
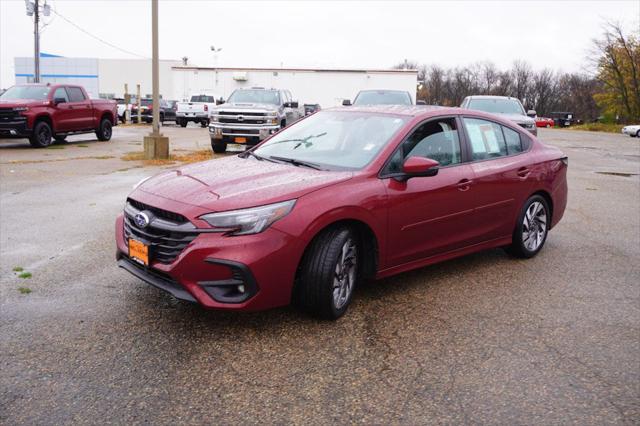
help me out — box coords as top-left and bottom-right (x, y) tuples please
(227, 90), (280, 105)
(353, 91), (412, 106)
(254, 111), (408, 170)
(0, 85), (51, 101)
(467, 98), (525, 115)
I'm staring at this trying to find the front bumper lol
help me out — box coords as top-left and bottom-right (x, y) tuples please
(209, 123), (280, 140)
(0, 118), (30, 138)
(115, 207), (302, 311)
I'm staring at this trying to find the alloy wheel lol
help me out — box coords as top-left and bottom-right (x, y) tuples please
(332, 238), (357, 309)
(522, 201), (547, 251)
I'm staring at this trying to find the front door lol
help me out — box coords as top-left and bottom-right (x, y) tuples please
(50, 87), (73, 132)
(384, 116), (477, 267)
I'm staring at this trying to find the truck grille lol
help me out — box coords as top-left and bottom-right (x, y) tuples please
(219, 111), (267, 117)
(0, 108), (23, 122)
(219, 117), (266, 124)
(124, 199), (198, 264)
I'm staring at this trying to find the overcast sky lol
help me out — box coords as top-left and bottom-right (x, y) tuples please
(1, 0), (638, 88)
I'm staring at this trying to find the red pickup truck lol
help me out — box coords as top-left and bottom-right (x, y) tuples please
(0, 83), (117, 147)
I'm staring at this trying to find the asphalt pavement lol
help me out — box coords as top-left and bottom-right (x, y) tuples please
(1, 124), (639, 424)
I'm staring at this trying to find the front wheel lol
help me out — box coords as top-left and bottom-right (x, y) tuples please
(546, 124), (551, 128)
(96, 118), (113, 141)
(506, 195), (550, 258)
(211, 139), (227, 153)
(296, 226), (360, 319)
(29, 121), (53, 148)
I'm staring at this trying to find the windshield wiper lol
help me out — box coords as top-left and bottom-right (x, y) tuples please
(269, 132), (328, 149)
(239, 150), (264, 161)
(268, 156), (324, 170)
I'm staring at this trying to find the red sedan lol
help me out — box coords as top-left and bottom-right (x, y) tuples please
(536, 117), (555, 128)
(116, 106), (568, 319)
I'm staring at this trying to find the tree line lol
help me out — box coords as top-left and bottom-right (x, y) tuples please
(395, 22), (639, 123)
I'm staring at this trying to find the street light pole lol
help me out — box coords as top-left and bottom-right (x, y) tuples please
(143, 0), (169, 159)
(33, 0), (40, 82)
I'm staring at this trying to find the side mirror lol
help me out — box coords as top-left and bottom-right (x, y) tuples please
(342, 99), (352, 106)
(400, 156), (440, 180)
(290, 101), (298, 108)
(54, 97), (67, 105)
(416, 100), (427, 105)
(216, 98), (225, 105)
(527, 109), (536, 117)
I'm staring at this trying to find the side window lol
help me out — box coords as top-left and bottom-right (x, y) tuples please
(463, 118), (507, 160)
(503, 126), (523, 154)
(53, 88), (69, 102)
(67, 87), (86, 102)
(385, 118), (462, 174)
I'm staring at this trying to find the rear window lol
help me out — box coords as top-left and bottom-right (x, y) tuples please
(467, 98), (524, 115)
(67, 87), (86, 102)
(190, 95), (215, 103)
(353, 91), (412, 106)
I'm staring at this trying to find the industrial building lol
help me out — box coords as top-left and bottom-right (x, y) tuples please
(13, 54), (418, 107)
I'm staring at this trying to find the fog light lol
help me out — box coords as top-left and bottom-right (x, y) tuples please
(237, 284), (245, 293)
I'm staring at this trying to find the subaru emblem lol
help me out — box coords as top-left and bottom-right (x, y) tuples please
(134, 212), (150, 228)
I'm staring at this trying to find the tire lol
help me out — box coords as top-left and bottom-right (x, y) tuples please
(179, 118), (187, 128)
(28, 121), (53, 148)
(546, 124), (551, 128)
(296, 226), (360, 319)
(506, 195), (550, 259)
(211, 139), (227, 154)
(200, 119), (209, 128)
(281, 120), (286, 129)
(635, 130), (640, 138)
(159, 113), (165, 124)
(53, 135), (67, 143)
(96, 118), (113, 141)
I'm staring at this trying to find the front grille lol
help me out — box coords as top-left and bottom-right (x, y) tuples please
(124, 215), (198, 264)
(219, 117), (265, 124)
(127, 198), (187, 223)
(0, 108), (23, 121)
(219, 111), (267, 117)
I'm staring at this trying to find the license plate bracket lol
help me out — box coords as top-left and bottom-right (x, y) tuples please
(128, 238), (149, 266)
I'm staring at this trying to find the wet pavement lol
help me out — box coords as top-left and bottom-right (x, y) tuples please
(1, 125), (639, 424)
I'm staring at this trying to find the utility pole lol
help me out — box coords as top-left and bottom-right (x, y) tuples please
(143, 0), (169, 159)
(33, 0), (40, 82)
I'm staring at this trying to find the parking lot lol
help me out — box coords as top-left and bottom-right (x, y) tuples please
(0, 125), (638, 424)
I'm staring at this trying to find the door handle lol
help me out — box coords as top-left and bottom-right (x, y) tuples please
(517, 167), (530, 178)
(456, 178), (472, 191)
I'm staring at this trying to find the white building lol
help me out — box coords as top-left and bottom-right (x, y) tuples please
(13, 55), (418, 107)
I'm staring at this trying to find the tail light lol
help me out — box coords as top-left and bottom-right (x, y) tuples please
(204, 104), (208, 112)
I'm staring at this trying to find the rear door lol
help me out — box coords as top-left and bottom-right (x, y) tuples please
(383, 116), (477, 266)
(65, 86), (93, 129)
(460, 116), (535, 241)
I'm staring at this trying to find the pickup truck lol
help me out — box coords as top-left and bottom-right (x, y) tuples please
(0, 83), (117, 147)
(209, 87), (303, 153)
(176, 94), (218, 128)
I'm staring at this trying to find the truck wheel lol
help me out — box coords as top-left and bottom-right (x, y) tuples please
(211, 139), (227, 154)
(96, 118), (113, 141)
(200, 119), (209, 128)
(179, 118), (187, 128)
(295, 226), (360, 319)
(29, 121), (53, 148)
(53, 135), (67, 143)
(281, 120), (286, 129)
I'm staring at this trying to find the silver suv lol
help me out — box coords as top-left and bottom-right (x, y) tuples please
(461, 95), (537, 136)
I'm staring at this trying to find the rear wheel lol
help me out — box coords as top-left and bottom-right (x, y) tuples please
(96, 118), (113, 141)
(200, 119), (209, 128)
(211, 139), (227, 153)
(179, 118), (187, 128)
(296, 226), (360, 320)
(29, 121), (53, 148)
(506, 195), (550, 258)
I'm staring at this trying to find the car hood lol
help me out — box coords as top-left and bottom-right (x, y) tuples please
(493, 113), (535, 125)
(215, 102), (278, 112)
(0, 99), (49, 108)
(138, 156), (353, 211)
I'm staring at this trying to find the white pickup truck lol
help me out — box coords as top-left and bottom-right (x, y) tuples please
(176, 94), (219, 128)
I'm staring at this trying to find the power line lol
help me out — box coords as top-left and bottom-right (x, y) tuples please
(50, 8), (148, 59)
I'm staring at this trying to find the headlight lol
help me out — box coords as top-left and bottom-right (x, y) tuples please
(200, 199), (296, 235)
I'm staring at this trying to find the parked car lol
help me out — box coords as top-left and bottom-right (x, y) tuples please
(131, 98), (177, 124)
(116, 105), (568, 319)
(461, 95), (537, 136)
(622, 124), (640, 137)
(0, 83), (117, 147)
(535, 117), (554, 128)
(343, 90), (413, 106)
(304, 103), (321, 115)
(176, 94), (218, 128)
(550, 112), (575, 128)
(209, 87), (303, 153)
